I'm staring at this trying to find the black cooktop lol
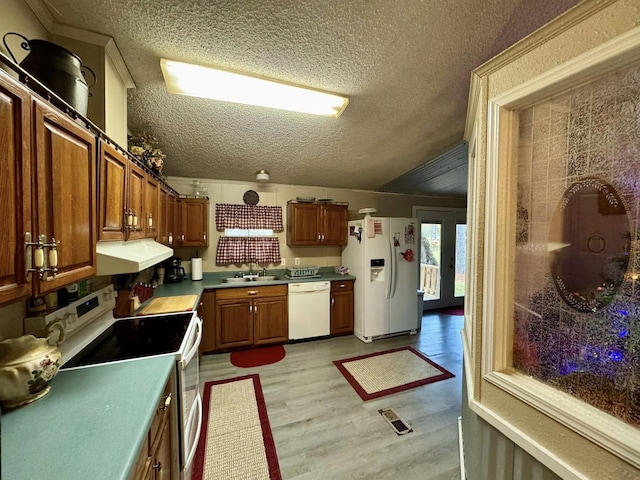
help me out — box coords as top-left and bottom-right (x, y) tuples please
(62, 312), (193, 369)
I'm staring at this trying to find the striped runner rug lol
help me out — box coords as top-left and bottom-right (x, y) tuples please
(333, 346), (454, 401)
(192, 374), (281, 480)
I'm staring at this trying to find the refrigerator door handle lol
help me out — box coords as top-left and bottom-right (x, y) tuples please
(388, 236), (398, 299)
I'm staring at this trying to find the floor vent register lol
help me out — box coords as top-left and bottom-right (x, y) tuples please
(379, 408), (413, 435)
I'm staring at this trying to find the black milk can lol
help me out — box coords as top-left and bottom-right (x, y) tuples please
(3, 32), (96, 116)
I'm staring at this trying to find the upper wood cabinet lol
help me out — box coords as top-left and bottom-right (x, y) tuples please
(127, 162), (146, 240)
(287, 202), (348, 246)
(0, 71), (32, 305)
(98, 141), (159, 242)
(98, 141), (128, 241)
(179, 197), (209, 247)
(144, 175), (159, 239)
(31, 98), (97, 294)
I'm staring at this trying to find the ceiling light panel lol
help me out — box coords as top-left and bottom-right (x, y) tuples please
(160, 59), (349, 118)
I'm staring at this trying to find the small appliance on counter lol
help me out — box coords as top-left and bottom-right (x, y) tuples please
(165, 257), (186, 283)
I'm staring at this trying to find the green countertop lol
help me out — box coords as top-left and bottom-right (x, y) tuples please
(137, 268), (356, 312)
(2, 356), (174, 480)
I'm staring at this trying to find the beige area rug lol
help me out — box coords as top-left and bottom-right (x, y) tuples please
(333, 346), (454, 401)
(192, 374), (281, 480)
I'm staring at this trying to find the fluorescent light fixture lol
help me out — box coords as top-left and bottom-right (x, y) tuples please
(160, 58), (348, 118)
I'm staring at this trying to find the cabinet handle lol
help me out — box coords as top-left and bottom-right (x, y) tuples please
(339, 284), (345, 288)
(321, 234), (325, 241)
(248, 290), (258, 295)
(153, 460), (163, 480)
(331, 298), (335, 305)
(317, 233), (321, 241)
(25, 232), (59, 279)
(147, 213), (154, 230)
(159, 393), (171, 411)
(249, 305), (253, 312)
(203, 232), (207, 242)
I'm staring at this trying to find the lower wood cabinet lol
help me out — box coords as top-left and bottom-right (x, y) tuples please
(132, 375), (174, 480)
(214, 285), (288, 351)
(331, 279), (354, 335)
(198, 290), (216, 354)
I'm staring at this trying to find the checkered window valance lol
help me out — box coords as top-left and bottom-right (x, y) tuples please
(215, 204), (283, 231)
(215, 237), (281, 265)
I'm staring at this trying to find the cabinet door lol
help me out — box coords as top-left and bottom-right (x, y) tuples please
(32, 98), (97, 293)
(157, 184), (169, 245)
(127, 162), (146, 240)
(98, 140), (127, 241)
(322, 204), (348, 245)
(215, 299), (253, 349)
(180, 198), (209, 247)
(253, 296), (288, 345)
(198, 290), (216, 354)
(167, 192), (178, 247)
(144, 175), (159, 239)
(331, 280), (354, 335)
(0, 71), (32, 305)
(287, 203), (320, 245)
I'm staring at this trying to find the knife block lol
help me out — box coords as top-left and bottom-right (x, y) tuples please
(114, 289), (135, 318)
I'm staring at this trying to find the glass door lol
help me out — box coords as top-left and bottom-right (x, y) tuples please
(414, 208), (466, 310)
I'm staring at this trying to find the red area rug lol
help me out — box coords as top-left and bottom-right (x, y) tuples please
(230, 345), (286, 368)
(437, 306), (464, 316)
(192, 374), (281, 480)
(334, 346), (454, 401)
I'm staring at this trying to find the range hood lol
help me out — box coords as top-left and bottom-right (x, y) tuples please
(96, 239), (174, 275)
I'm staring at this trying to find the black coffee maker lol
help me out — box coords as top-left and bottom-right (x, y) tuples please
(165, 257), (185, 283)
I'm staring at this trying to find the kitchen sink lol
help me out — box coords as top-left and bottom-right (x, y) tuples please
(222, 277), (249, 283)
(222, 275), (280, 283)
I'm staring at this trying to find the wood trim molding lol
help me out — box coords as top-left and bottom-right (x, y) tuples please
(486, 371), (640, 469)
(469, 397), (590, 480)
(24, 0), (55, 31)
(471, 0), (619, 78)
(479, 21), (640, 471)
(461, 329), (475, 405)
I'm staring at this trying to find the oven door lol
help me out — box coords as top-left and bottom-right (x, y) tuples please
(178, 314), (202, 478)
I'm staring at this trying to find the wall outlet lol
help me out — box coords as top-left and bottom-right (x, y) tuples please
(281, 258), (285, 266)
(294, 257), (301, 266)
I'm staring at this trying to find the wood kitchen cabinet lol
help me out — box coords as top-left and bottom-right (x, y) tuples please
(287, 202), (348, 246)
(0, 68), (33, 305)
(331, 279), (354, 335)
(1, 67), (97, 303)
(31, 98), (97, 294)
(198, 289), (216, 354)
(132, 374), (175, 480)
(214, 285), (288, 351)
(179, 197), (209, 247)
(98, 140), (159, 241)
(158, 184), (179, 247)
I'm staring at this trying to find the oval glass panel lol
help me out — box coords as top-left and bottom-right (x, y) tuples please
(549, 177), (630, 312)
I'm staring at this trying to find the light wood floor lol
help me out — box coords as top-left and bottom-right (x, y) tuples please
(199, 311), (464, 480)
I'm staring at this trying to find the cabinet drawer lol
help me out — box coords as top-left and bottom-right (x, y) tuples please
(216, 285), (287, 300)
(331, 280), (354, 292)
(149, 383), (172, 444)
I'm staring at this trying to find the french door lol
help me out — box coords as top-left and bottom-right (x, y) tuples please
(413, 207), (467, 310)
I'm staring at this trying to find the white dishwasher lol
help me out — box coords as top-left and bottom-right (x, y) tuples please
(288, 281), (331, 340)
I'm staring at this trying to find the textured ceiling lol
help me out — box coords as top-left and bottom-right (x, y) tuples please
(40, 0), (581, 196)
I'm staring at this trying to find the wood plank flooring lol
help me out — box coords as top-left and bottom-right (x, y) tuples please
(199, 311), (464, 480)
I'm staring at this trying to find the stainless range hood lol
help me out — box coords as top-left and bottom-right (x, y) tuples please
(96, 239), (174, 275)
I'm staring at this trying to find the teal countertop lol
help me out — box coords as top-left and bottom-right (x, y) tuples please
(138, 268), (356, 312)
(2, 356), (174, 480)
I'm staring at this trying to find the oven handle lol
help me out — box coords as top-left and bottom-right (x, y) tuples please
(182, 315), (202, 367)
(184, 393), (203, 470)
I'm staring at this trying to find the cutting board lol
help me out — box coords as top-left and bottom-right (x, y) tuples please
(138, 294), (198, 315)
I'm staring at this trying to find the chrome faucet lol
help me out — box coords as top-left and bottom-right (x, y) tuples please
(246, 259), (258, 277)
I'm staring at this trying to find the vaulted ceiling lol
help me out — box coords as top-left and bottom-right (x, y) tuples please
(36, 0), (581, 196)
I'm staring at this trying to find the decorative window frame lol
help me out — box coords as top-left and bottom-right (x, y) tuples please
(482, 26), (640, 468)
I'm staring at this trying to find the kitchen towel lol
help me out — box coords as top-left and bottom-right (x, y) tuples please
(191, 257), (203, 281)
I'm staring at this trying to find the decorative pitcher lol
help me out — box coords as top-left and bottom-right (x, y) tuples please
(2, 32), (96, 116)
(0, 321), (65, 408)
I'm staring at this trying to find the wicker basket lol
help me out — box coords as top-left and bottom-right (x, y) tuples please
(286, 266), (320, 277)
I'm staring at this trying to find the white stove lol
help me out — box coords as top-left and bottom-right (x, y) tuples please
(24, 284), (203, 480)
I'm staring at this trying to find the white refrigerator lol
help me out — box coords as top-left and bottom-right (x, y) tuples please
(341, 217), (420, 343)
